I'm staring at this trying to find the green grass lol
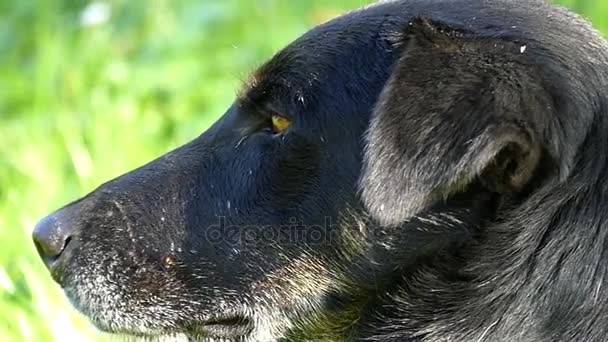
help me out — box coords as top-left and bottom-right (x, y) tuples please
(0, 0), (605, 341)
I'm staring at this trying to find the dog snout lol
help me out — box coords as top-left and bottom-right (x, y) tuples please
(32, 208), (77, 274)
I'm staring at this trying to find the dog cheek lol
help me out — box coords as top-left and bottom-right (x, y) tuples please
(271, 137), (322, 202)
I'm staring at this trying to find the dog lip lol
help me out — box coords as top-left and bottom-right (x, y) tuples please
(90, 316), (254, 340)
(197, 315), (253, 338)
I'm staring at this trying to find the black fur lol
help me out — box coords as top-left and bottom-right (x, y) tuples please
(32, 0), (608, 341)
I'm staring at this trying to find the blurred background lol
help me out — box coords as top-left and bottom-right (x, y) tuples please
(0, 0), (606, 340)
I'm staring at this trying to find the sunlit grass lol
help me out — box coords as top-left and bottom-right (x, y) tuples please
(0, 0), (605, 340)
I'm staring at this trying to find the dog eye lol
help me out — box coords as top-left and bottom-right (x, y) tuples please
(271, 114), (292, 134)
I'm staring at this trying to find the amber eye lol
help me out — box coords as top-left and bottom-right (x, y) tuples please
(271, 114), (292, 134)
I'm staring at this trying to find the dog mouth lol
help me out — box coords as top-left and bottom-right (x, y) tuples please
(92, 315), (254, 340)
(195, 315), (254, 339)
(63, 277), (255, 340)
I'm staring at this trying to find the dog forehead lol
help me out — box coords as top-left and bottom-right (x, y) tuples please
(242, 5), (407, 97)
(239, 0), (555, 110)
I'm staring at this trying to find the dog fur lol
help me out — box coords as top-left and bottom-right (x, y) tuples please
(34, 0), (608, 341)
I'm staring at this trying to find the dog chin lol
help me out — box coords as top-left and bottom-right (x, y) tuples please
(60, 275), (178, 339)
(63, 278), (287, 342)
(89, 313), (285, 342)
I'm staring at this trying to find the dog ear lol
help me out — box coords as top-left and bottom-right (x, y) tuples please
(361, 18), (552, 226)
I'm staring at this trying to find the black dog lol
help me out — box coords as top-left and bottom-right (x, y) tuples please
(33, 0), (608, 341)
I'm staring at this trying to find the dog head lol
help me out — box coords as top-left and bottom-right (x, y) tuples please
(32, 1), (608, 341)
(32, 4), (403, 340)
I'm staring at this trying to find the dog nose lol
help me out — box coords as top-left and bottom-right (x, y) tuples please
(32, 210), (75, 269)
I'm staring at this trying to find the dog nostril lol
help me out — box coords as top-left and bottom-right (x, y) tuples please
(32, 213), (75, 267)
